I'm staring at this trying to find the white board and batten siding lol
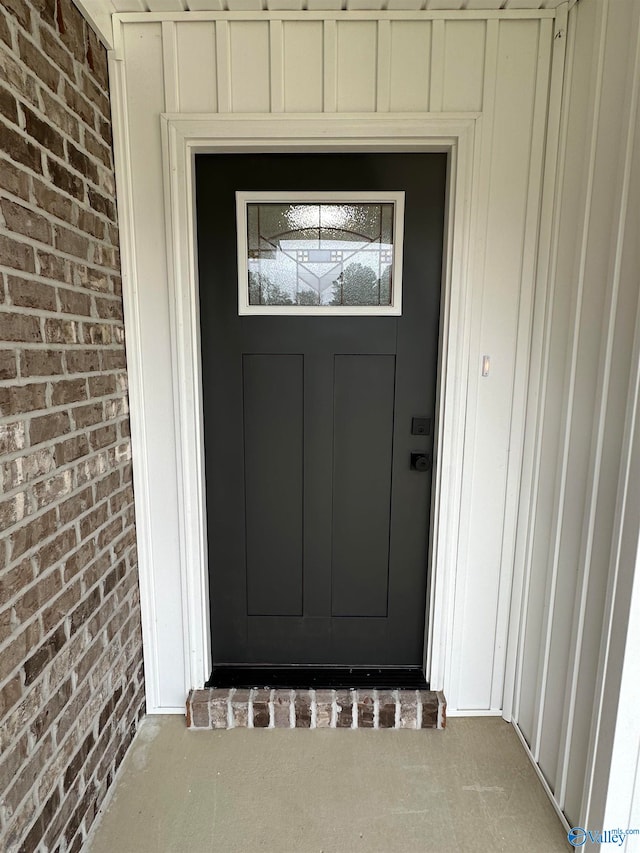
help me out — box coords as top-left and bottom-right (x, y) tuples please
(508, 0), (640, 834)
(110, 9), (557, 713)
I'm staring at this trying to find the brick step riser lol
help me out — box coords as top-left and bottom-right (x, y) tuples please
(187, 688), (446, 730)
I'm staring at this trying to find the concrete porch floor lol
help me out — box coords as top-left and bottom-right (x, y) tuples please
(85, 716), (569, 853)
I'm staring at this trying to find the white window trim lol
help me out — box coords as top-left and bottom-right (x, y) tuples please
(236, 190), (405, 315)
(131, 112), (480, 710)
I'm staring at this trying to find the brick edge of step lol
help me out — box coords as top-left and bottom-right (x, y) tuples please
(186, 688), (446, 730)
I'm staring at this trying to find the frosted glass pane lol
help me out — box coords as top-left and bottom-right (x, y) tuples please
(245, 201), (395, 307)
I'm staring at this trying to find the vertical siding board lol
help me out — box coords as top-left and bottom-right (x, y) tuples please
(215, 20), (232, 113)
(516, 2), (596, 748)
(270, 20), (285, 112)
(491, 17), (552, 712)
(508, 3), (568, 728)
(336, 20), (377, 112)
(388, 21), (430, 113)
(534, 0), (608, 788)
(449, 17), (498, 710)
(376, 20), (391, 112)
(442, 20), (486, 112)
(323, 19), (337, 113)
(121, 22), (187, 707)
(456, 18), (541, 711)
(176, 22), (218, 112)
(560, 0), (640, 822)
(162, 21), (180, 112)
(429, 19), (445, 111)
(283, 21), (324, 112)
(229, 21), (271, 112)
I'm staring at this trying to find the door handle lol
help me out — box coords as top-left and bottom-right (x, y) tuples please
(410, 452), (431, 472)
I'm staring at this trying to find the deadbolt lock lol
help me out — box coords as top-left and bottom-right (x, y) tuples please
(410, 451), (432, 472)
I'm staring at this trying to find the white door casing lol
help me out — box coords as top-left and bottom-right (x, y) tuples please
(159, 113), (478, 706)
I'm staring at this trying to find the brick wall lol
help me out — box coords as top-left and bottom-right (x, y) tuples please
(0, 0), (145, 850)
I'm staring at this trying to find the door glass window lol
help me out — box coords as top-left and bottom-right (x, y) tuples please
(236, 193), (404, 315)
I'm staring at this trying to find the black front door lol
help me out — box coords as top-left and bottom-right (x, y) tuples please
(196, 153), (446, 670)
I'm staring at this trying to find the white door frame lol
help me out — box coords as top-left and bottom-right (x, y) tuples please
(158, 112), (479, 702)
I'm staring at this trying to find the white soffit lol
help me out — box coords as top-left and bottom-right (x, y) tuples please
(75, 0), (566, 48)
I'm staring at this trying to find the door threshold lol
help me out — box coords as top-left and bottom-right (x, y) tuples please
(206, 666), (429, 690)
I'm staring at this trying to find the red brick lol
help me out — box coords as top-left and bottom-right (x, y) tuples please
(0, 620), (40, 683)
(31, 0), (56, 28)
(39, 26), (75, 81)
(82, 70), (109, 120)
(21, 348), (64, 376)
(37, 250), (70, 282)
(68, 139), (99, 185)
(77, 208), (105, 240)
(2, 0), (31, 31)
(24, 624), (67, 685)
(0, 350), (18, 380)
(56, 0), (86, 63)
(67, 349), (100, 374)
(59, 287), (91, 316)
(0, 157), (31, 199)
(1, 198), (53, 244)
(0, 675), (23, 721)
(0, 382), (47, 415)
(72, 402), (102, 428)
(33, 179), (77, 222)
(10, 508), (57, 560)
(44, 316), (78, 343)
(86, 27), (108, 91)
(97, 115), (112, 146)
(30, 410), (71, 444)
(0, 561), (33, 612)
(52, 377), (87, 405)
(88, 374), (115, 396)
(22, 105), (65, 158)
(101, 350), (126, 371)
(63, 538), (94, 582)
(63, 80), (94, 127)
(55, 225), (90, 258)
(0, 310), (41, 341)
(8, 275), (57, 311)
(0, 420), (26, 454)
(42, 580), (80, 638)
(54, 433), (89, 464)
(38, 526), (77, 571)
(14, 569), (63, 622)
(87, 187), (115, 221)
(48, 158), (85, 201)
(84, 129), (111, 168)
(95, 296), (123, 321)
(32, 470), (72, 509)
(0, 235), (36, 273)
(0, 85), (19, 124)
(0, 10), (13, 48)
(0, 124), (43, 172)
(18, 32), (60, 93)
(39, 88), (80, 141)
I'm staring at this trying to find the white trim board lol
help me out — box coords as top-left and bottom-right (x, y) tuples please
(159, 113), (479, 705)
